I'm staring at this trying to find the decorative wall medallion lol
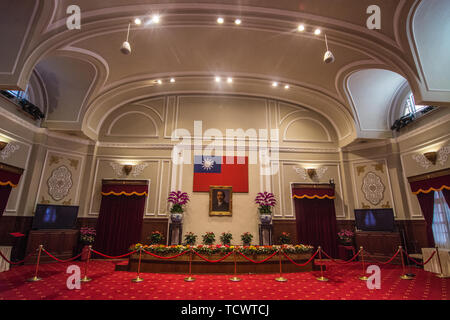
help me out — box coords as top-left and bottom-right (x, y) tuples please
(361, 202), (371, 209)
(373, 163), (384, 173)
(110, 162), (149, 177)
(381, 201), (391, 208)
(47, 166), (73, 201)
(0, 143), (20, 160)
(69, 159), (79, 170)
(49, 155), (61, 166)
(40, 196), (50, 204)
(437, 146), (449, 166)
(62, 199), (72, 205)
(131, 162), (149, 177)
(356, 165), (366, 176)
(293, 166), (328, 180)
(110, 162), (124, 177)
(412, 153), (431, 169)
(361, 172), (385, 206)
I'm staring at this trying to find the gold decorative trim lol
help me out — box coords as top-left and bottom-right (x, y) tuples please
(407, 168), (450, 183)
(102, 179), (149, 186)
(0, 162), (24, 175)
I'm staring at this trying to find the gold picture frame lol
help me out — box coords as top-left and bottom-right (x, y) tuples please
(209, 186), (232, 216)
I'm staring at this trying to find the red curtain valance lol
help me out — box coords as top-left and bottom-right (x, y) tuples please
(409, 174), (450, 195)
(0, 168), (22, 188)
(101, 184), (148, 197)
(292, 187), (335, 200)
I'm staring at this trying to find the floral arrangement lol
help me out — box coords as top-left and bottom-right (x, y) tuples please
(241, 232), (253, 246)
(337, 229), (354, 244)
(278, 232), (291, 245)
(220, 232), (233, 245)
(184, 232), (197, 245)
(80, 227), (96, 244)
(168, 191), (190, 213)
(202, 232), (216, 245)
(130, 243), (314, 256)
(255, 192), (277, 214)
(148, 231), (164, 245)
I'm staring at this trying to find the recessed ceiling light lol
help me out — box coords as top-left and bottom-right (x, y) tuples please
(227, 77), (233, 83)
(215, 76), (221, 82)
(272, 82), (278, 87)
(170, 78), (175, 83)
(152, 14), (161, 24)
(134, 18), (142, 26)
(217, 17), (224, 24)
(284, 85), (290, 89)
(234, 19), (241, 25)
(314, 28), (321, 35)
(157, 79), (162, 84)
(297, 24), (305, 32)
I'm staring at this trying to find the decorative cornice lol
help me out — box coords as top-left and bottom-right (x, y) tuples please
(407, 168), (450, 183)
(0, 162), (24, 175)
(102, 179), (149, 186)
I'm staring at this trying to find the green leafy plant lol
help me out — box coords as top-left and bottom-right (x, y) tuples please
(220, 232), (233, 245)
(184, 232), (197, 245)
(241, 232), (253, 246)
(148, 231), (164, 245)
(202, 232), (215, 245)
(278, 232), (291, 245)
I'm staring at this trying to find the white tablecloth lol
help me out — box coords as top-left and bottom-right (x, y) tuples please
(422, 248), (450, 276)
(0, 246), (12, 273)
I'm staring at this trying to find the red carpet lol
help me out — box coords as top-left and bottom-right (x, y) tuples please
(0, 260), (448, 300)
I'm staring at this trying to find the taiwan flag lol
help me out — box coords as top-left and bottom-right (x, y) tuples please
(193, 156), (248, 192)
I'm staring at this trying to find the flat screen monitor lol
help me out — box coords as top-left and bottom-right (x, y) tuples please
(354, 208), (395, 232)
(32, 204), (79, 230)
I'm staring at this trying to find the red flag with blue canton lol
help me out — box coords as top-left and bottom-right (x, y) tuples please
(193, 155), (248, 192)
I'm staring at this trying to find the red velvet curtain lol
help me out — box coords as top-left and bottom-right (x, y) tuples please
(443, 189), (450, 208)
(0, 168), (22, 218)
(94, 183), (148, 256)
(293, 187), (338, 257)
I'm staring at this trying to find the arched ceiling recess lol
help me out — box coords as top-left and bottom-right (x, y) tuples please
(344, 68), (408, 139)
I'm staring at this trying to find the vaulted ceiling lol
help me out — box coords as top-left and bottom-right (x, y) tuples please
(0, 0), (449, 145)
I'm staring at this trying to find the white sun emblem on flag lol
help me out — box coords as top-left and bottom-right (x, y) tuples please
(202, 158), (215, 171)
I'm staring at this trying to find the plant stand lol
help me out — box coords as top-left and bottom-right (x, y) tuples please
(259, 224), (273, 246)
(169, 222), (182, 245)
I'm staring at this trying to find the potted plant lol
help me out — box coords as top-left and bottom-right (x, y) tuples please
(168, 191), (190, 223)
(149, 231), (164, 245)
(255, 192), (277, 224)
(278, 232), (291, 245)
(337, 229), (354, 245)
(241, 232), (253, 246)
(202, 232), (215, 245)
(79, 227), (96, 261)
(220, 232), (233, 246)
(184, 232), (197, 245)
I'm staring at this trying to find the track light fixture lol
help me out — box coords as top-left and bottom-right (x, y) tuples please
(323, 34), (335, 64)
(120, 23), (132, 55)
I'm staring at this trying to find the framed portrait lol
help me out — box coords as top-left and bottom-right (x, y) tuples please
(209, 186), (232, 216)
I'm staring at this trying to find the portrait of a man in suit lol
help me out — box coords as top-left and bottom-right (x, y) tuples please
(209, 186), (232, 216)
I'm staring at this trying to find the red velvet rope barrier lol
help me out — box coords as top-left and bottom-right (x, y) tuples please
(237, 250), (278, 264)
(142, 250), (188, 260)
(192, 250), (234, 263)
(365, 249), (401, 265)
(0, 251), (33, 265)
(91, 249), (138, 259)
(403, 249), (436, 266)
(42, 249), (83, 263)
(321, 249), (361, 264)
(281, 249), (319, 267)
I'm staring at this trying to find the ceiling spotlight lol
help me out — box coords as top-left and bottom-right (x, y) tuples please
(297, 24), (305, 32)
(157, 79), (162, 85)
(272, 82), (278, 87)
(323, 34), (335, 64)
(284, 85), (290, 89)
(234, 19), (241, 25)
(151, 14), (161, 24)
(227, 77), (233, 83)
(314, 28), (321, 35)
(217, 17), (224, 24)
(120, 23), (132, 55)
(215, 76), (221, 83)
(170, 78), (176, 83)
(134, 18), (142, 25)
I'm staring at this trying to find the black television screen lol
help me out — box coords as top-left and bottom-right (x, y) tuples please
(32, 204), (79, 230)
(354, 208), (395, 232)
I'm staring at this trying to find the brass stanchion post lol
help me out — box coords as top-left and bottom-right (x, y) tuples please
(80, 245), (92, 282)
(184, 249), (195, 282)
(316, 246), (328, 282)
(275, 248), (287, 282)
(359, 246), (368, 281)
(131, 247), (144, 282)
(435, 246), (450, 278)
(27, 245), (43, 282)
(230, 249), (241, 282)
(399, 246), (413, 280)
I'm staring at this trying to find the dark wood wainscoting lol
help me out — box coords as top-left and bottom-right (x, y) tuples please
(272, 219), (297, 245)
(141, 218), (169, 245)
